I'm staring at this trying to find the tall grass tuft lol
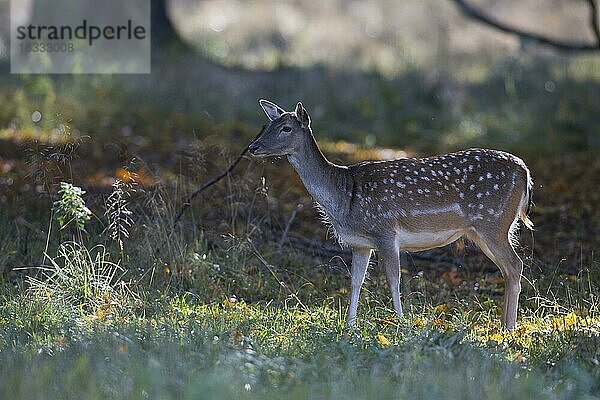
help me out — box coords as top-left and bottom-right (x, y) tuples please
(27, 242), (138, 319)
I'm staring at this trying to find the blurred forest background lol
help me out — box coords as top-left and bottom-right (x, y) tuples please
(0, 1), (599, 398)
(1, 0), (599, 152)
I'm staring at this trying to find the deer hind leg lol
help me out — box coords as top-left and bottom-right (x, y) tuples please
(379, 244), (403, 318)
(471, 228), (524, 331)
(347, 248), (372, 327)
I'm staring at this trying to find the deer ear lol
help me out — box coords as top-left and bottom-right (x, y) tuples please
(259, 99), (285, 121)
(294, 102), (311, 129)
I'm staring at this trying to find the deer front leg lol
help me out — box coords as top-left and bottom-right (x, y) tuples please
(347, 248), (371, 327)
(380, 244), (403, 318)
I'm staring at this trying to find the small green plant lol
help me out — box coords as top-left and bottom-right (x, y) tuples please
(53, 182), (92, 232)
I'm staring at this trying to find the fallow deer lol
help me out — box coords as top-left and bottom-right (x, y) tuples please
(249, 99), (533, 330)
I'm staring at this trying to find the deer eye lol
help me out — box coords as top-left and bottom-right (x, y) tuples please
(281, 126), (292, 133)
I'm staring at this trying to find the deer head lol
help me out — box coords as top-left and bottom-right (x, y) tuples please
(248, 99), (312, 158)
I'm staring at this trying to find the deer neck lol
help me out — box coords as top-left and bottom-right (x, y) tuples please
(288, 133), (348, 216)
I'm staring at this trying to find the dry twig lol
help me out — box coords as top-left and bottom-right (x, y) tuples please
(450, 0), (600, 52)
(171, 125), (266, 227)
(154, 125), (265, 257)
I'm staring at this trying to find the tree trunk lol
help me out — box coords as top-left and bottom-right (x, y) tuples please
(151, 0), (190, 52)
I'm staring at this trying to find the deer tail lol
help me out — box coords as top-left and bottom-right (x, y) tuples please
(519, 166), (534, 230)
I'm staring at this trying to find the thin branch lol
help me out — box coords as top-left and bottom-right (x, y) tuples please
(587, 0), (600, 46)
(153, 125), (266, 258)
(450, 0), (600, 52)
(171, 125), (266, 227)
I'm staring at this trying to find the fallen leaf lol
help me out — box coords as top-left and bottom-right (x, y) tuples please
(434, 303), (449, 314)
(231, 328), (243, 344)
(223, 296), (237, 308)
(376, 332), (391, 347)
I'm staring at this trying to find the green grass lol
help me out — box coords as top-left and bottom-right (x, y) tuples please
(0, 231), (598, 399)
(0, 291), (598, 399)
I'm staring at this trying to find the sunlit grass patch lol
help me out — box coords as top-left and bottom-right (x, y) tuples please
(25, 242), (140, 322)
(144, 293), (599, 363)
(1, 260), (599, 400)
